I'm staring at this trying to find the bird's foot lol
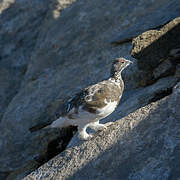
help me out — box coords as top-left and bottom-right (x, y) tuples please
(104, 122), (114, 127)
(95, 124), (107, 131)
(89, 123), (107, 132)
(89, 122), (114, 132)
(79, 132), (94, 140)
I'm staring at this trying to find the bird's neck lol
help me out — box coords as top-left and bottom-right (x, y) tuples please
(110, 70), (122, 80)
(109, 71), (123, 86)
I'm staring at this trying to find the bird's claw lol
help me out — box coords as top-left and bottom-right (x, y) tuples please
(79, 133), (94, 140)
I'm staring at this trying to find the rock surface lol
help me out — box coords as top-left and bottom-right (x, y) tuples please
(111, 0), (180, 45)
(0, 0), (50, 121)
(0, 0), (180, 179)
(24, 83), (180, 180)
(131, 17), (180, 71)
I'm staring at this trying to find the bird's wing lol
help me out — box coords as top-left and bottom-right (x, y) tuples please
(70, 80), (122, 114)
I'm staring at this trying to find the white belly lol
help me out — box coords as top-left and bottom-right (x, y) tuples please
(97, 101), (118, 117)
(51, 106), (99, 128)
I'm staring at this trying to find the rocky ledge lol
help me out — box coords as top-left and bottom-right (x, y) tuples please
(0, 0), (180, 179)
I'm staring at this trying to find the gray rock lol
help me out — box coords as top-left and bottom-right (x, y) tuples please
(0, 0), (50, 121)
(175, 64), (180, 79)
(24, 82), (180, 180)
(169, 48), (180, 59)
(111, 0), (180, 45)
(153, 59), (174, 79)
(1, 0), (180, 179)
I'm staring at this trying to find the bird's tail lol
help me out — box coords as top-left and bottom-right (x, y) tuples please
(29, 122), (52, 132)
(43, 124), (52, 129)
(29, 117), (67, 132)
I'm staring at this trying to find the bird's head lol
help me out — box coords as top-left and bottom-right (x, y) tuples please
(110, 58), (133, 77)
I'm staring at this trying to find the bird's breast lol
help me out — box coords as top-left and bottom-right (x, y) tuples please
(96, 100), (118, 117)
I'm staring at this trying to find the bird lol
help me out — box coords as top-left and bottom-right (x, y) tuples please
(45, 58), (132, 140)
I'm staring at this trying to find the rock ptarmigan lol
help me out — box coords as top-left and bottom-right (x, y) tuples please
(46, 58), (132, 140)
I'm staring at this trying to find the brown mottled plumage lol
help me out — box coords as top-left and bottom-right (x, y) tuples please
(72, 80), (123, 115)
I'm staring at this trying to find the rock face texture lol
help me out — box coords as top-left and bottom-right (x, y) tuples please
(131, 17), (180, 71)
(0, 0), (180, 179)
(0, 0), (50, 121)
(25, 83), (180, 180)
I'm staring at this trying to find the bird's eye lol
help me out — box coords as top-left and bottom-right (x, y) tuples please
(121, 61), (124, 63)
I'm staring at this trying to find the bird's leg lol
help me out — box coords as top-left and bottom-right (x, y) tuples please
(89, 121), (107, 131)
(89, 121), (114, 132)
(78, 124), (93, 140)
